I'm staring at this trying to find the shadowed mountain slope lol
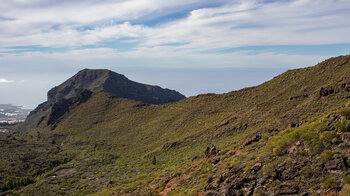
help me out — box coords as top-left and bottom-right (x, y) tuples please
(47, 69), (185, 104)
(18, 69), (185, 131)
(2, 55), (350, 195)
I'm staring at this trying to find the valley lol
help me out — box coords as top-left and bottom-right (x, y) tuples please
(1, 1), (349, 195)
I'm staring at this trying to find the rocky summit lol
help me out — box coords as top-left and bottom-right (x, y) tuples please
(17, 69), (185, 131)
(47, 69), (185, 104)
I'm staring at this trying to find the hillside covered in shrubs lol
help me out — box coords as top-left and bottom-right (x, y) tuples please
(1, 55), (350, 195)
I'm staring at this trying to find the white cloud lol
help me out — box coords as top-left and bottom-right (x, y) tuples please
(0, 22), (149, 47)
(0, 0), (349, 50)
(0, 46), (326, 70)
(0, 0), (348, 71)
(0, 78), (13, 83)
(1, 0), (349, 108)
(0, 0), (212, 34)
(139, 0), (350, 50)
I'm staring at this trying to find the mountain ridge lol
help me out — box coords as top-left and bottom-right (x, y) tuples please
(19, 68), (186, 131)
(2, 55), (350, 195)
(47, 68), (185, 104)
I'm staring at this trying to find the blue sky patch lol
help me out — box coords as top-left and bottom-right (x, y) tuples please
(132, 1), (225, 27)
(4, 46), (68, 54)
(79, 38), (141, 52)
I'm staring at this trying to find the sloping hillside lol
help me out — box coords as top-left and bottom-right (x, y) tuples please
(16, 69), (185, 132)
(1, 55), (350, 195)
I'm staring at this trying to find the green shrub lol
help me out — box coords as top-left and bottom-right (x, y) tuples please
(343, 175), (350, 184)
(309, 117), (319, 123)
(230, 157), (240, 167)
(262, 163), (277, 177)
(335, 119), (350, 132)
(271, 138), (291, 156)
(338, 143), (347, 148)
(339, 184), (350, 196)
(1, 177), (34, 191)
(310, 121), (328, 132)
(32, 168), (44, 176)
(300, 131), (316, 144)
(299, 166), (314, 178)
(331, 138), (338, 144)
(322, 177), (337, 189)
(319, 150), (333, 163)
(320, 131), (336, 146)
(312, 142), (324, 154)
(338, 107), (350, 119)
(295, 150), (307, 156)
(266, 123), (330, 156)
(147, 189), (159, 196)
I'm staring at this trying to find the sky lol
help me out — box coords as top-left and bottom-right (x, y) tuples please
(0, 0), (350, 109)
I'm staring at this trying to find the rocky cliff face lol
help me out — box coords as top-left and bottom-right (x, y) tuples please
(47, 90), (93, 129)
(47, 69), (185, 104)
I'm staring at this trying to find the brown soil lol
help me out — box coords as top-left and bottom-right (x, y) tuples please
(159, 178), (177, 196)
(55, 168), (77, 177)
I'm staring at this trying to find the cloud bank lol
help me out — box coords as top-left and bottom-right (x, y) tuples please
(0, 0), (349, 63)
(0, 78), (13, 83)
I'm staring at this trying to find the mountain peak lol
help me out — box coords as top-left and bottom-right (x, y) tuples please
(48, 69), (185, 104)
(20, 69), (186, 130)
(77, 68), (125, 78)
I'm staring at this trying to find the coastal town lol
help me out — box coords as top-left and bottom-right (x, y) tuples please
(0, 104), (31, 133)
(0, 129), (9, 133)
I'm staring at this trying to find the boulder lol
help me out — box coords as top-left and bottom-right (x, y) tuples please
(205, 146), (219, 158)
(276, 183), (299, 195)
(341, 133), (350, 145)
(242, 135), (261, 146)
(162, 141), (181, 150)
(250, 163), (262, 172)
(324, 158), (345, 170)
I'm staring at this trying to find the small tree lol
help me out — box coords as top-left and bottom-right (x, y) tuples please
(152, 156), (157, 165)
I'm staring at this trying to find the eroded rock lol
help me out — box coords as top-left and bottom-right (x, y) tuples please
(276, 183), (299, 195)
(250, 163), (262, 172)
(324, 158), (345, 170)
(242, 135), (261, 146)
(341, 133), (350, 145)
(162, 141), (181, 150)
(205, 146), (219, 158)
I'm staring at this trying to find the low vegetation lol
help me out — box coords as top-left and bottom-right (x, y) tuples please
(1, 55), (350, 195)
